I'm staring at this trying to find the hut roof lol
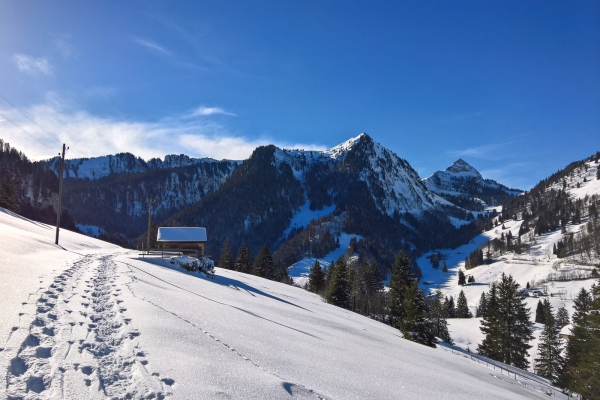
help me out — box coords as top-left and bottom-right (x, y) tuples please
(157, 227), (207, 242)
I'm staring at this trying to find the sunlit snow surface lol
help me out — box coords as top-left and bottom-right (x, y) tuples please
(0, 208), (562, 399)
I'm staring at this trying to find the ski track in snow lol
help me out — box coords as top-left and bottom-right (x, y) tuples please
(5, 253), (170, 400)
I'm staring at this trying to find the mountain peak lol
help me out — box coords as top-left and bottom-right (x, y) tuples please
(323, 133), (372, 158)
(446, 158), (482, 178)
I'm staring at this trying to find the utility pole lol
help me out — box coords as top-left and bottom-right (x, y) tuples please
(146, 199), (156, 254)
(55, 144), (67, 245)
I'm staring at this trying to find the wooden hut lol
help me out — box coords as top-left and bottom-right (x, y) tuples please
(156, 227), (207, 255)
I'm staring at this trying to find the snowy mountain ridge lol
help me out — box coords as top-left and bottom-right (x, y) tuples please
(44, 152), (241, 180)
(423, 158), (522, 198)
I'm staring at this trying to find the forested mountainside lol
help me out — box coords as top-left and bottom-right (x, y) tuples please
(165, 134), (502, 273)
(423, 158), (522, 209)
(503, 151), (600, 261)
(42, 156), (239, 239)
(0, 139), (77, 229)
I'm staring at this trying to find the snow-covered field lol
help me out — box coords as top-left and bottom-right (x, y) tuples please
(0, 207), (568, 399)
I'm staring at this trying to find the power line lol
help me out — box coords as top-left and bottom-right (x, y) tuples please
(0, 112), (55, 150)
(0, 93), (63, 145)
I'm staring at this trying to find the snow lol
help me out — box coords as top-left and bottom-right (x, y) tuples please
(417, 162), (600, 371)
(287, 232), (363, 287)
(283, 202), (337, 237)
(157, 227), (207, 242)
(2, 207), (558, 398)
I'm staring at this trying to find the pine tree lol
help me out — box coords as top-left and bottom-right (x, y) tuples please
(399, 283), (436, 347)
(428, 289), (453, 344)
(441, 261), (448, 272)
(234, 243), (253, 273)
(555, 306), (570, 329)
(476, 291), (487, 317)
(444, 296), (456, 318)
(0, 174), (20, 212)
(388, 250), (414, 326)
(253, 244), (275, 279)
(456, 290), (472, 318)
(569, 281), (600, 399)
(218, 238), (234, 270)
(458, 269), (466, 285)
(308, 260), (326, 293)
(478, 273), (533, 369)
(326, 257), (350, 309)
(535, 300), (564, 383)
(535, 300), (546, 324)
(562, 287), (593, 393)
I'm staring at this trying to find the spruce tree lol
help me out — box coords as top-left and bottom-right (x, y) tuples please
(562, 287), (593, 392)
(535, 300), (563, 383)
(326, 257), (350, 309)
(389, 250), (414, 326)
(218, 238), (234, 270)
(458, 269), (466, 286)
(535, 300), (546, 324)
(441, 261), (448, 273)
(308, 260), (326, 293)
(253, 244), (275, 279)
(399, 283), (436, 347)
(456, 290), (472, 318)
(478, 274), (533, 369)
(0, 174), (19, 212)
(235, 243), (253, 273)
(444, 296), (456, 318)
(428, 289), (453, 344)
(569, 281), (599, 399)
(476, 291), (487, 317)
(555, 306), (570, 329)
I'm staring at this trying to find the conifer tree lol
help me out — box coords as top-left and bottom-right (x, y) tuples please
(458, 269), (466, 286)
(218, 238), (234, 270)
(561, 287), (593, 392)
(235, 243), (253, 273)
(568, 281), (599, 398)
(476, 291), (487, 317)
(428, 289), (453, 344)
(444, 296), (456, 318)
(327, 257), (350, 309)
(308, 260), (326, 293)
(535, 300), (546, 324)
(441, 261), (448, 273)
(555, 306), (570, 329)
(253, 244), (275, 279)
(399, 283), (436, 347)
(535, 300), (563, 383)
(389, 250), (414, 326)
(478, 274), (533, 369)
(456, 290), (472, 318)
(0, 174), (19, 212)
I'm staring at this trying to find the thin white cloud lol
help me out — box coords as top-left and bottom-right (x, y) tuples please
(0, 100), (322, 162)
(12, 54), (53, 75)
(188, 106), (236, 117)
(448, 142), (512, 159)
(54, 39), (72, 58)
(132, 38), (172, 56)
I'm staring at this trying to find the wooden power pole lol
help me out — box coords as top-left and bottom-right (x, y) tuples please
(146, 199), (156, 253)
(55, 143), (67, 245)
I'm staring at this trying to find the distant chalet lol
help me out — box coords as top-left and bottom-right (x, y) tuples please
(156, 227), (207, 256)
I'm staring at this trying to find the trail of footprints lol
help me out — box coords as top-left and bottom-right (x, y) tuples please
(6, 255), (171, 399)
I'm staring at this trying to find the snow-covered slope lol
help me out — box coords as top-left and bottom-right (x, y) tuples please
(424, 158), (522, 197)
(417, 159), (600, 369)
(1, 208), (561, 399)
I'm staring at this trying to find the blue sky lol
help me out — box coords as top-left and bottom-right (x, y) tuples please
(0, 1), (598, 189)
